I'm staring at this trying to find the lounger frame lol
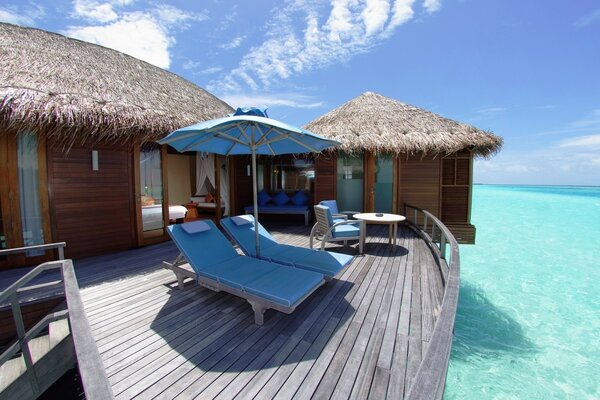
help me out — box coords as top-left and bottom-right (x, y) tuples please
(163, 254), (323, 325)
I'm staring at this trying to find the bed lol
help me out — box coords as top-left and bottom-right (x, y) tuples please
(142, 204), (188, 231)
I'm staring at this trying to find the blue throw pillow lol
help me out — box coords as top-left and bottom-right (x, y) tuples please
(257, 189), (272, 206)
(273, 191), (290, 206)
(290, 191), (309, 206)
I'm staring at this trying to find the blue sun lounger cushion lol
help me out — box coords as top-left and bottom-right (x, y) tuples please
(166, 220), (324, 324)
(220, 215), (353, 278)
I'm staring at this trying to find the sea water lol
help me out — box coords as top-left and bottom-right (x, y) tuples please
(444, 185), (600, 399)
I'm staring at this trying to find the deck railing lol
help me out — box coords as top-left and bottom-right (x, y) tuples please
(0, 243), (113, 399)
(404, 204), (460, 400)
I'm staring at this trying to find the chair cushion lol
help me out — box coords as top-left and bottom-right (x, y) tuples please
(231, 215), (253, 226)
(198, 257), (279, 290)
(319, 200), (339, 215)
(333, 224), (361, 238)
(181, 220), (210, 234)
(244, 267), (323, 307)
(272, 191), (290, 206)
(290, 191), (309, 206)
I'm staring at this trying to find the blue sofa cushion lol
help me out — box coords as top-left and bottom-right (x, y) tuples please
(272, 191), (290, 206)
(290, 191), (309, 206)
(258, 189), (272, 206)
(245, 205), (308, 213)
(333, 224), (361, 238)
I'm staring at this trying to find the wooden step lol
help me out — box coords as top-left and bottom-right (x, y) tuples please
(49, 318), (70, 346)
(0, 319), (75, 400)
(0, 355), (26, 393)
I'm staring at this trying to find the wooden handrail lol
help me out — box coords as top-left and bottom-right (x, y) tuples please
(0, 252), (113, 399)
(404, 204), (460, 400)
(0, 242), (66, 260)
(62, 260), (114, 400)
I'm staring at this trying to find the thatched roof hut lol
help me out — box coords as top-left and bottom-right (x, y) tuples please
(0, 23), (233, 148)
(305, 91), (502, 157)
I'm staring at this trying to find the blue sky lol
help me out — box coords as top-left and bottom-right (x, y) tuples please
(2, 0), (599, 185)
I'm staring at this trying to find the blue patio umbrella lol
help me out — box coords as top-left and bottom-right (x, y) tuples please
(158, 107), (341, 257)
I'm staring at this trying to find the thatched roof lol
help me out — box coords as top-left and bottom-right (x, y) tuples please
(305, 92), (502, 157)
(0, 23), (233, 148)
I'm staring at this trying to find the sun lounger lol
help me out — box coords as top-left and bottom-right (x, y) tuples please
(220, 215), (354, 279)
(163, 220), (325, 325)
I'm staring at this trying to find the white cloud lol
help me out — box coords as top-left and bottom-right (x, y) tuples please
(475, 106), (507, 114)
(64, 2), (205, 69)
(574, 8), (600, 29)
(0, 4), (45, 26)
(66, 13), (172, 68)
(221, 35), (246, 50)
(200, 66), (223, 74)
(362, 0), (391, 36)
(569, 108), (600, 128)
(423, 0), (441, 14)
(558, 134), (600, 148)
(220, 93), (324, 109)
(209, 0), (440, 97)
(72, 0), (118, 23)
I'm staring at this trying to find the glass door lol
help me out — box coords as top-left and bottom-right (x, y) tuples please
(374, 154), (394, 213)
(138, 144), (167, 243)
(336, 152), (364, 212)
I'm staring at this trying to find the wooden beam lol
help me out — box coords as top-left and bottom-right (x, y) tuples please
(364, 151), (375, 212)
(214, 154), (222, 221)
(132, 143), (144, 247)
(161, 145), (170, 232)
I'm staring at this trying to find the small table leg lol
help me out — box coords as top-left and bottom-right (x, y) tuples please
(388, 224), (393, 244)
(393, 222), (398, 245)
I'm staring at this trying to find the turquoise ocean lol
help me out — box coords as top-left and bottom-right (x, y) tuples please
(444, 185), (600, 399)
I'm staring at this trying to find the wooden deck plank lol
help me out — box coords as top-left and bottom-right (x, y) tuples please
(18, 223), (450, 400)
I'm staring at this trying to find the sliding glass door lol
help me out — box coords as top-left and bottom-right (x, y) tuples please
(336, 152), (364, 212)
(374, 154), (394, 213)
(137, 144), (168, 244)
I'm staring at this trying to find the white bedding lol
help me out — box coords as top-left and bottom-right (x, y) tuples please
(142, 205), (187, 231)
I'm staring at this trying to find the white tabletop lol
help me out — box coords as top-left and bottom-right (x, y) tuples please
(353, 213), (406, 223)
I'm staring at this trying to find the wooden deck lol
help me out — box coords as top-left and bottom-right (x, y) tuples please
(2, 223), (446, 399)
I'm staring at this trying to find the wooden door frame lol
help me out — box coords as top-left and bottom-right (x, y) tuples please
(133, 143), (170, 246)
(0, 133), (53, 268)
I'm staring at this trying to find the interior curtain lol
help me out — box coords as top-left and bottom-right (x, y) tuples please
(220, 157), (229, 216)
(17, 133), (44, 256)
(195, 153), (215, 195)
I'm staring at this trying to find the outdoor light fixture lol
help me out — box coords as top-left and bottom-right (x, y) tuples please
(92, 150), (99, 171)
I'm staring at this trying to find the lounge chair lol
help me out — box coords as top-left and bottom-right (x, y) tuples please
(220, 215), (353, 279)
(163, 220), (325, 325)
(318, 200), (349, 222)
(310, 205), (365, 254)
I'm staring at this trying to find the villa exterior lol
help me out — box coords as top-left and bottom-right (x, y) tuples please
(0, 23), (232, 268)
(228, 93), (502, 244)
(0, 24), (501, 270)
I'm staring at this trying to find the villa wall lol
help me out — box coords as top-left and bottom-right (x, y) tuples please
(47, 141), (136, 259)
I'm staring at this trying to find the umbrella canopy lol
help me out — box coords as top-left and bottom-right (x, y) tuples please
(159, 107), (341, 256)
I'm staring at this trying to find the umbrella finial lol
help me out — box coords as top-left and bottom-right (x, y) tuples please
(233, 107), (269, 118)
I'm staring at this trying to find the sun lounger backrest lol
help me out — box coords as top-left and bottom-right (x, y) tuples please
(167, 220), (239, 271)
(220, 215), (279, 257)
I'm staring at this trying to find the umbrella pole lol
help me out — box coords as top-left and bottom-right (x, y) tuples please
(252, 147), (260, 258)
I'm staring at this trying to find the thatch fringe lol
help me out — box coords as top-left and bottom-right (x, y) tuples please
(305, 92), (503, 157)
(0, 23), (233, 149)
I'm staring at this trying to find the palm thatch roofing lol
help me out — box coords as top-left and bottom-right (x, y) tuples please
(305, 92), (502, 157)
(0, 23), (233, 148)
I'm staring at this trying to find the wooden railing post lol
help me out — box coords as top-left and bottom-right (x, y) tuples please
(10, 293), (40, 395)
